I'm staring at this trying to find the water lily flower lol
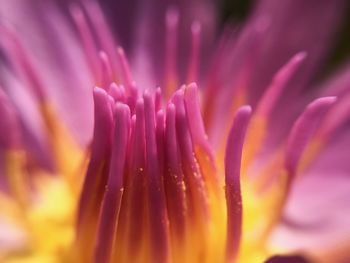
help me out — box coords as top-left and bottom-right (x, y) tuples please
(0, 0), (350, 262)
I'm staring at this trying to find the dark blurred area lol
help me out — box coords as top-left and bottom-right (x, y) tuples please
(264, 255), (310, 263)
(220, 0), (350, 77)
(220, 0), (252, 22)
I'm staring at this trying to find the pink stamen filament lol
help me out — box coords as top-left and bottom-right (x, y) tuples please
(225, 106), (252, 262)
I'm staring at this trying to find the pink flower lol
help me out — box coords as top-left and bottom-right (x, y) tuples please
(0, 0), (349, 262)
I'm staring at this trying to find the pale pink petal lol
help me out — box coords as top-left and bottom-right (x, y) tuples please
(270, 132), (350, 261)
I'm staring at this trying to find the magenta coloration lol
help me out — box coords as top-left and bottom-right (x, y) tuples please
(225, 106), (251, 262)
(1, 0), (350, 262)
(285, 97), (337, 182)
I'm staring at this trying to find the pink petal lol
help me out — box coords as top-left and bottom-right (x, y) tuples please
(270, 132), (350, 262)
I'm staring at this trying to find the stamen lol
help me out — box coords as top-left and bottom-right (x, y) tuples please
(243, 52), (307, 169)
(117, 47), (134, 91)
(156, 109), (165, 176)
(75, 87), (113, 262)
(143, 91), (170, 262)
(108, 83), (126, 103)
(155, 87), (162, 111)
(173, 89), (209, 221)
(164, 7), (179, 97)
(319, 93), (350, 138)
(0, 25), (45, 102)
(99, 51), (114, 89)
(256, 52), (307, 117)
(285, 97), (337, 186)
(225, 106), (252, 262)
(70, 4), (101, 82)
(164, 103), (187, 237)
(184, 83), (214, 165)
(125, 101), (146, 253)
(114, 100), (146, 262)
(203, 26), (266, 148)
(202, 27), (237, 126)
(82, 0), (119, 77)
(94, 103), (130, 263)
(184, 83), (218, 194)
(187, 21), (201, 83)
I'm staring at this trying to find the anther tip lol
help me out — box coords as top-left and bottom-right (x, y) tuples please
(237, 105), (252, 116)
(187, 82), (198, 90)
(117, 46), (125, 56)
(93, 86), (105, 94)
(191, 21), (201, 34)
(166, 6), (179, 25)
(311, 96), (337, 108)
(295, 51), (307, 62)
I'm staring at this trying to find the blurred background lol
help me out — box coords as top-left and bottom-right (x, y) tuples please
(95, 0), (350, 87)
(220, 0), (350, 78)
